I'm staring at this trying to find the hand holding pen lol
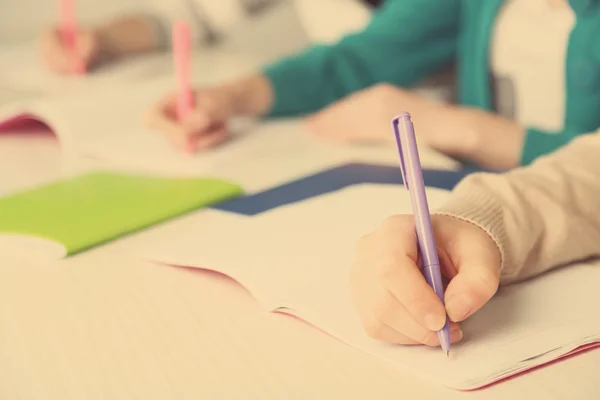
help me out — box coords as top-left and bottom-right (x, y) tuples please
(39, 0), (100, 74)
(349, 112), (501, 353)
(145, 21), (274, 154)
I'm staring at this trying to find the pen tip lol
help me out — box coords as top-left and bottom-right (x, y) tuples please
(446, 350), (450, 358)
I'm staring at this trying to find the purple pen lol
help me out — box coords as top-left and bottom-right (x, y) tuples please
(391, 112), (451, 357)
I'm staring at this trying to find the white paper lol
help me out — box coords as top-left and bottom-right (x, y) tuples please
(139, 183), (600, 389)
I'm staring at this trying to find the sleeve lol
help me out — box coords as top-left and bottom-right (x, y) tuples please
(263, 0), (461, 117)
(519, 127), (586, 166)
(434, 130), (600, 284)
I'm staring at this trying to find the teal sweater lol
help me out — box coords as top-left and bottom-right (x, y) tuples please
(263, 0), (600, 165)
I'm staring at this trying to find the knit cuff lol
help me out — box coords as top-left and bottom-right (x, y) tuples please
(432, 177), (515, 282)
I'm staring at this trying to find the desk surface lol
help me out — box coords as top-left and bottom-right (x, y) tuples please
(0, 50), (599, 400)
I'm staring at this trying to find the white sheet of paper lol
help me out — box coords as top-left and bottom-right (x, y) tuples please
(138, 183), (600, 390)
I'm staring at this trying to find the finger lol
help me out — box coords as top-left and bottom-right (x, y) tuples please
(353, 218), (460, 346)
(377, 290), (446, 346)
(376, 219), (448, 332)
(379, 323), (463, 346)
(368, 311), (463, 346)
(144, 93), (217, 154)
(444, 264), (499, 322)
(144, 108), (192, 151)
(438, 220), (501, 322)
(75, 31), (97, 67)
(40, 30), (70, 72)
(367, 317), (421, 345)
(192, 126), (230, 151)
(193, 93), (231, 122)
(158, 93), (181, 122)
(50, 28), (88, 73)
(162, 121), (191, 151)
(306, 112), (348, 142)
(182, 109), (211, 132)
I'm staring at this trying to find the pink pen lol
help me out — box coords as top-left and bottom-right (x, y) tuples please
(172, 21), (195, 152)
(173, 21), (194, 119)
(58, 0), (85, 74)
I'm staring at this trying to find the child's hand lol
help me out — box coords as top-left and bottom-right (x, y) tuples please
(350, 214), (501, 346)
(305, 84), (447, 145)
(305, 84), (401, 145)
(143, 88), (235, 153)
(38, 27), (104, 73)
(304, 84), (475, 153)
(144, 75), (273, 153)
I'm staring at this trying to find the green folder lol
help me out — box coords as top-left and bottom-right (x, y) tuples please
(0, 171), (243, 256)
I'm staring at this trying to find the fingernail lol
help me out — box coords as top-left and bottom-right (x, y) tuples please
(445, 295), (474, 322)
(450, 325), (463, 341)
(424, 313), (446, 331)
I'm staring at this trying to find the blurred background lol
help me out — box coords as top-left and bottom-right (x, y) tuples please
(0, 0), (373, 46)
(0, 0), (143, 44)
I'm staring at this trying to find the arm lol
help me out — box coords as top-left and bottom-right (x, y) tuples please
(94, 15), (165, 61)
(427, 108), (590, 171)
(434, 130), (600, 284)
(92, 2), (214, 60)
(519, 127), (582, 165)
(262, 0), (460, 117)
(94, 0), (283, 60)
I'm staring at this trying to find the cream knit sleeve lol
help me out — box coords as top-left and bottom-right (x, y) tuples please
(434, 131), (600, 284)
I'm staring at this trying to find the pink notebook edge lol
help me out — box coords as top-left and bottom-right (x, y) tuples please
(0, 112), (54, 133)
(271, 309), (600, 391)
(467, 342), (600, 391)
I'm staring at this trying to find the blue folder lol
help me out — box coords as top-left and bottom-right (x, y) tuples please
(212, 162), (477, 216)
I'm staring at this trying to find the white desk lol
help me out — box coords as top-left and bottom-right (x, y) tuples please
(0, 52), (599, 400)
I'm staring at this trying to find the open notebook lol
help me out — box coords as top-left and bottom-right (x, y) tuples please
(0, 43), (287, 177)
(0, 80), (458, 193)
(136, 183), (600, 390)
(0, 82), (425, 193)
(0, 77), (256, 173)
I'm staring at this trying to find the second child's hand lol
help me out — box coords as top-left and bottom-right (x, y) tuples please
(305, 83), (524, 170)
(143, 75), (274, 153)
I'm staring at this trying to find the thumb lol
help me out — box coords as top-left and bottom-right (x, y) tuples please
(76, 31), (98, 61)
(182, 109), (211, 132)
(444, 263), (499, 322)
